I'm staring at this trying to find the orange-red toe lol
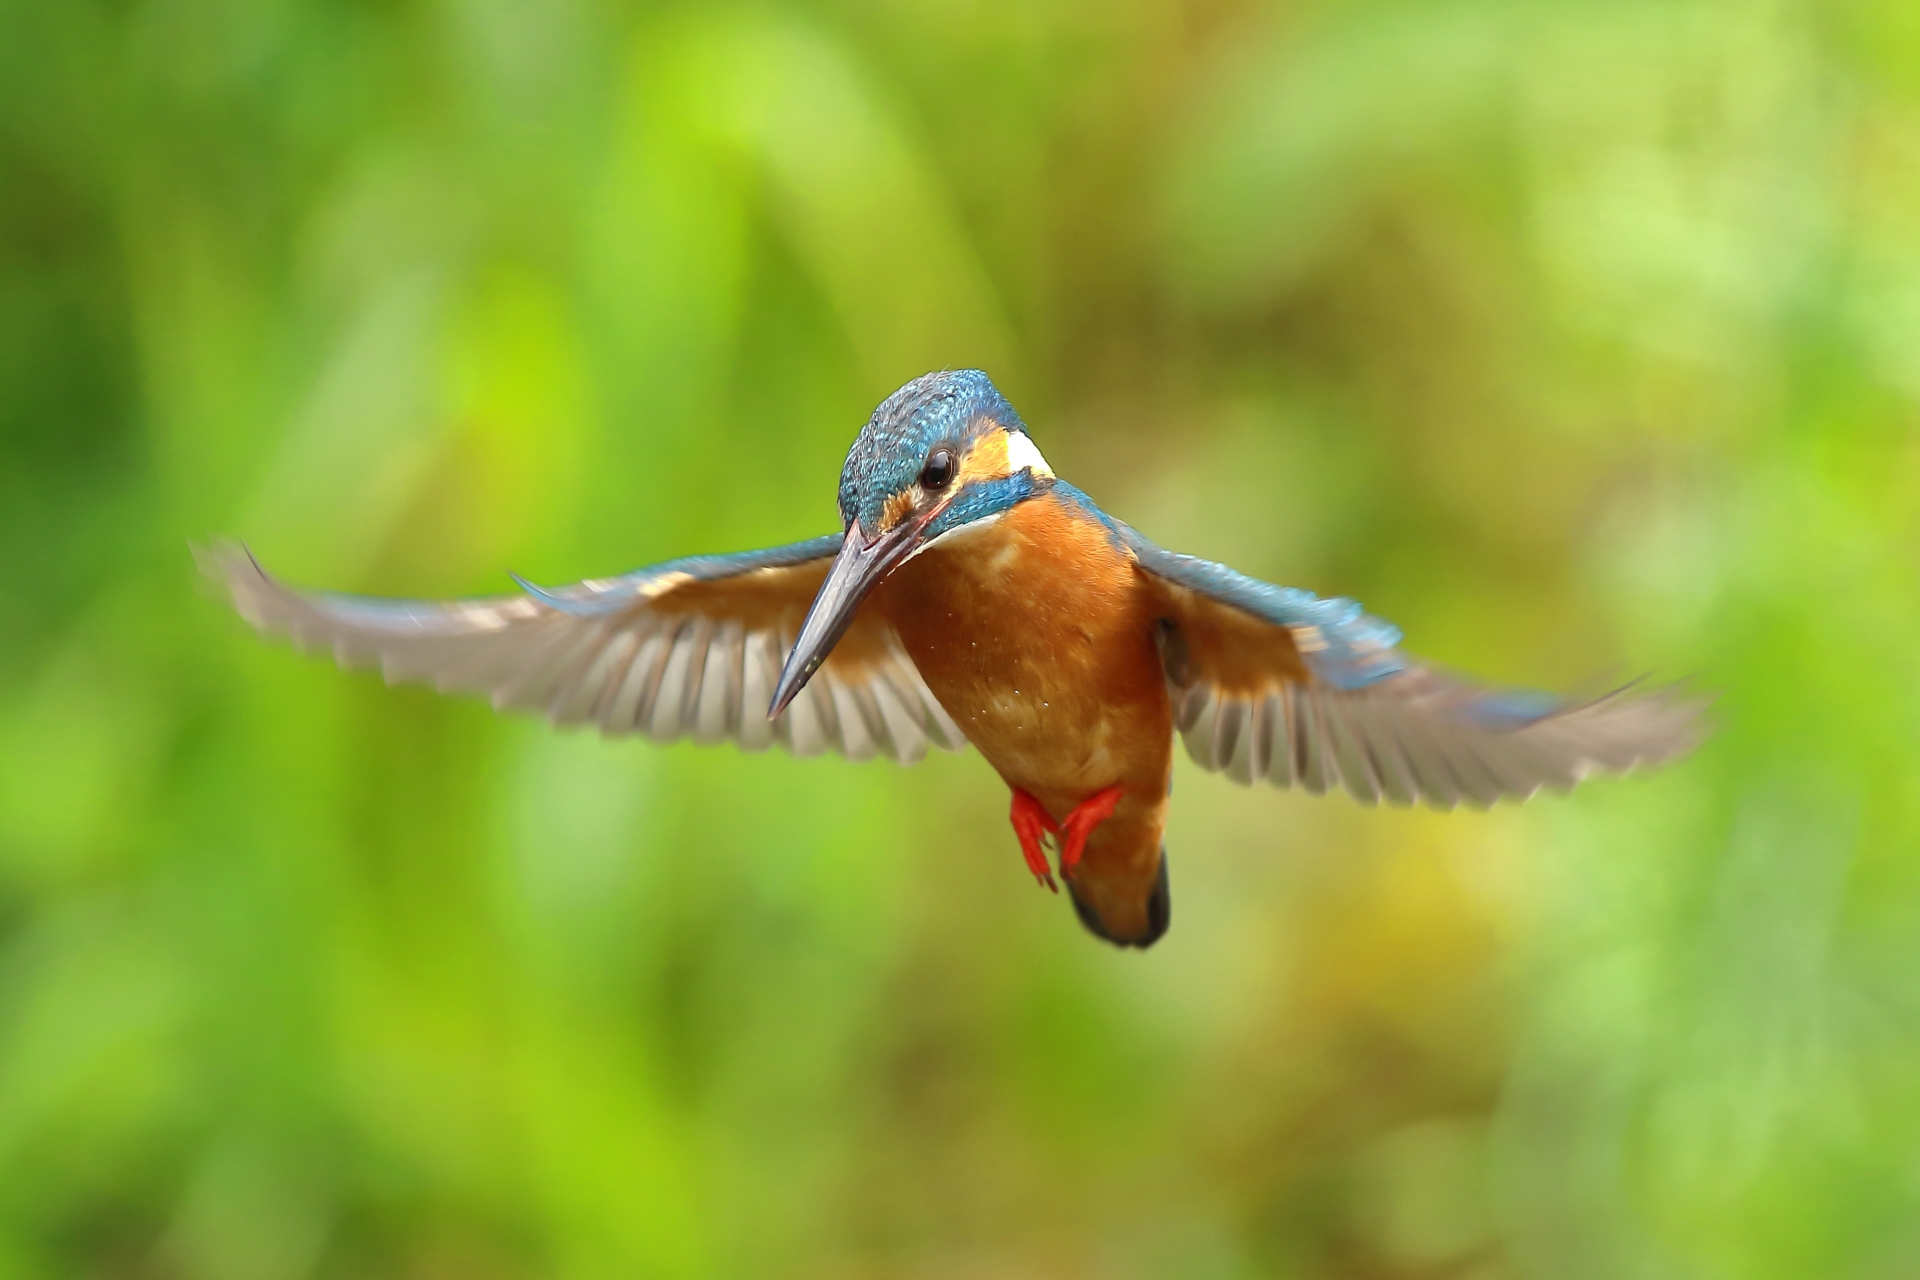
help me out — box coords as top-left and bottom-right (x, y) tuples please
(1058, 785), (1125, 878)
(1009, 788), (1062, 892)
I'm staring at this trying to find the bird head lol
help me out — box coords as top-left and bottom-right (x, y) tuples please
(770, 369), (1053, 716)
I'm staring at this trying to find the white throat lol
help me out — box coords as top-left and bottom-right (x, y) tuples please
(1005, 430), (1053, 478)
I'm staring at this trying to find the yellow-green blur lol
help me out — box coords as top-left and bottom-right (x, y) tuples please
(2, 1), (1916, 1276)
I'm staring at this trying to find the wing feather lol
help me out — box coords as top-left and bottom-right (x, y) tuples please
(692, 620), (745, 746)
(1347, 695), (1417, 807)
(1322, 696), (1381, 805)
(837, 675), (873, 759)
(551, 625), (630, 725)
(782, 681), (826, 757)
(737, 631), (778, 753)
(645, 620), (697, 739)
(199, 539), (966, 767)
(1296, 692), (1336, 796)
(1123, 526), (1706, 807)
(1264, 690), (1296, 788)
(868, 675), (927, 765)
(609, 628), (670, 734)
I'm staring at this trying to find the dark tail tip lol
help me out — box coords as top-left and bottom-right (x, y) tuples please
(1069, 847), (1172, 949)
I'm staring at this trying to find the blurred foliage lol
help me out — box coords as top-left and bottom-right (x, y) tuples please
(4, 0), (1920, 1276)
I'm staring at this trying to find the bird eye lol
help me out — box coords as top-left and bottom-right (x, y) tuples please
(920, 448), (955, 492)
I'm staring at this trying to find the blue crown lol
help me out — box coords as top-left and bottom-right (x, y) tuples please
(838, 370), (1027, 530)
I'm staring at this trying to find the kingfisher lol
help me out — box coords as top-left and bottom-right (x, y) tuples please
(204, 370), (1704, 948)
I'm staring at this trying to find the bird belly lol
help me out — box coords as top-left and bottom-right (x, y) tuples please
(878, 494), (1173, 808)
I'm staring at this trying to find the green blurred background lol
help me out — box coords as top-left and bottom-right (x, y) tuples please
(5, 0), (1920, 1276)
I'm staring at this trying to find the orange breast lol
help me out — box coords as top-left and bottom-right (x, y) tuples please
(876, 491), (1174, 934)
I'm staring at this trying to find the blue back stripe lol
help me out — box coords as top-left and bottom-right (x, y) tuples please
(511, 532), (844, 617)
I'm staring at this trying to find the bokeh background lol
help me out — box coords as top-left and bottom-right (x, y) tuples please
(5, 0), (1920, 1276)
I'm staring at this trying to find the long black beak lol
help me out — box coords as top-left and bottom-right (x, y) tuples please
(769, 517), (919, 718)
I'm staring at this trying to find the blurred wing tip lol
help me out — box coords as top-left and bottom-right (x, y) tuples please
(191, 535), (254, 588)
(1584, 677), (1716, 755)
(193, 536), (285, 631)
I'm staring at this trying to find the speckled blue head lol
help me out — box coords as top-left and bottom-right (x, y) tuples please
(838, 370), (1032, 533)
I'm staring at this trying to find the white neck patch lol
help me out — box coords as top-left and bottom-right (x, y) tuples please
(1004, 430), (1053, 478)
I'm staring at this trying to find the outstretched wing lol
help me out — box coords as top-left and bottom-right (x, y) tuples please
(1120, 528), (1706, 808)
(199, 537), (967, 765)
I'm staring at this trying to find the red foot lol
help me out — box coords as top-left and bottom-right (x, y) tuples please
(1057, 785), (1125, 879)
(1010, 789), (1062, 892)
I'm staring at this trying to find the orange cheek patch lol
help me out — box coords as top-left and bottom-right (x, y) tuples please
(955, 429), (1012, 488)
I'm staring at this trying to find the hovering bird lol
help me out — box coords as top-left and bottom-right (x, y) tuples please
(203, 370), (1704, 948)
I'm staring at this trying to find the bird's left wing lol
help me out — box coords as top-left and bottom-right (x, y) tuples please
(199, 538), (967, 764)
(1118, 527), (1706, 808)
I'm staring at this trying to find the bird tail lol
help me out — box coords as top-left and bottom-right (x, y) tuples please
(1068, 845), (1171, 949)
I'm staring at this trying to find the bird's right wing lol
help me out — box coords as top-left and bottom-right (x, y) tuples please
(199, 537), (967, 764)
(1119, 527), (1707, 808)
